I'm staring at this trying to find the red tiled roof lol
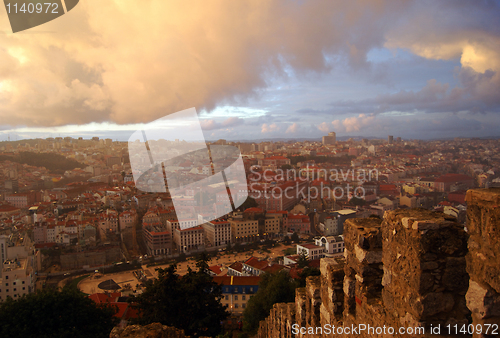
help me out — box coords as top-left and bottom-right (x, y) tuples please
(379, 184), (397, 191)
(0, 205), (20, 212)
(299, 243), (323, 250)
(89, 292), (121, 304)
(228, 262), (243, 272)
(213, 276), (261, 286)
(244, 257), (269, 270)
(435, 174), (474, 183)
(264, 156), (289, 160)
(262, 264), (285, 274)
(209, 265), (223, 275)
(244, 207), (264, 213)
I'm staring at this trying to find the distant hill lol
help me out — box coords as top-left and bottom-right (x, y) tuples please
(0, 152), (84, 174)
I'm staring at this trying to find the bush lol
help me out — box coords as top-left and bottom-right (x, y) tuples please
(0, 286), (117, 338)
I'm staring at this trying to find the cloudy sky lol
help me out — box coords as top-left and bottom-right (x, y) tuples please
(0, 0), (499, 142)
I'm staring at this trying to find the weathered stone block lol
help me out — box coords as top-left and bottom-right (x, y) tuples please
(416, 292), (455, 318)
(402, 217), (415, 229)
(466, 188), (500, 293)
(412, 220), (439, 230)
(442, 256), (468, 292)
(421, 261), (439, 270)
(466, 280), (500, 319)
(354, 244), (382, 264)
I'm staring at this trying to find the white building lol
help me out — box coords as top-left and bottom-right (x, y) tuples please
(0, 258), (34, 302)
(296, 243), (325, 260)
(0, 236), (38, 303)
(315, 236), (345, 257)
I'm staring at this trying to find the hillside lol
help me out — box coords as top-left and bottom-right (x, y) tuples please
(0, 152), (84, 174)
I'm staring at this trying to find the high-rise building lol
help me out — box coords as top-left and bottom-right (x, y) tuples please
(322, 132), (336, 145)
(388, 135), (394, 144)
(396, 137), (402, 143)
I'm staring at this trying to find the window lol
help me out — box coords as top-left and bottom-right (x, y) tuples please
(13, 288), (16, 292)
(22, 287), (25, 290)
(234, 295), (238, 300)
(234, 304), (238, 308)
(5, 283), (8, 286)
(250, 287), (254, 292)
(225, 295), (228, 300)
(13, 282), (16, 285)
(242, 295), (246, 300)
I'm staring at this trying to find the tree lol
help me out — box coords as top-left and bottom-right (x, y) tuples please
(233, 243), (243, 252)
(283, 235), (291, 245)
(297, 251), (309, 269)
(291, 232), (300, 243)
(243, 271), (298, 334)
(177, 252), (187, 262)
(297, 267), (321, 287)
(239, 196), (258, 211)
(349, 197), (365, 206)
(0, 286), (117, 338)
(131, 255), (229, 337)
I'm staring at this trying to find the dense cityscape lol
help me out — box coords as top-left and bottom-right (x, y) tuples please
(0, 132), (499, 335)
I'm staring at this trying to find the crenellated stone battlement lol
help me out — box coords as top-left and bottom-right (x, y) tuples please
(257, 189), (500, 338)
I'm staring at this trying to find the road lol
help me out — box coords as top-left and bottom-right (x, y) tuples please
(78, 243), (297, 294)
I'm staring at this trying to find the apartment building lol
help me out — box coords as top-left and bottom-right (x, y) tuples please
(5, 192), (36, 209)
(0, 236), (38, 303)
(250, 179), (309, 211)
(314, 235), (345, 257)
(119, 210), (138, 231)
(285, 213), (311, 234)
(213, 276), (260, 314)
(173, 226), (204, 253)
(202, 220), (231, 247)
(229, 219), (258, 243)
(296, 243), (325, 260)
(143, 223), (171, 256)
(0, 259), (34, 302)
(264, 215), (281, 238)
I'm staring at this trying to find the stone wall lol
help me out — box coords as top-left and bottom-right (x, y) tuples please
(61, 245), (122, 269)
(465, 188), (500, 337)
(110, 323), (210, 338)
(258, 190), (500, 337)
